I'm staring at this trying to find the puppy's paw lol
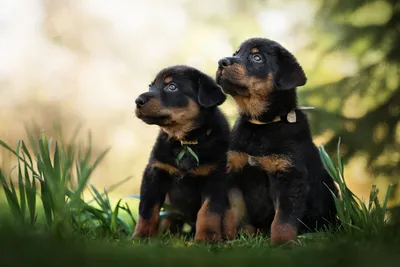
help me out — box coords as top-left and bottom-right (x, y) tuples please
(130, 229), (157, 240)
(270, 221), (298, 246)
(194, 229), (222, 243)
(131, 219), (158, 240)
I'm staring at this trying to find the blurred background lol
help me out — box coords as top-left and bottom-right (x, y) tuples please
(1, 0), (399, 204)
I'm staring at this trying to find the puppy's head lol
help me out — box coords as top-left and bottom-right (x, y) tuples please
(216, 38), (306, 116)
(135, 65), (226, 138)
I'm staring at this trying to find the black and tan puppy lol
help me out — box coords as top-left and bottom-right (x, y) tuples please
(132, 65), (230, 242)
(216, 38), (338, 245)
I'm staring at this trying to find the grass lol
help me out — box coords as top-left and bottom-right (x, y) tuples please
(0, 127), (399, 266)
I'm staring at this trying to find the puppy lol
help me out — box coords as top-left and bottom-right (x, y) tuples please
(132, 65), (231, 242)
(216, 38), (338, 245)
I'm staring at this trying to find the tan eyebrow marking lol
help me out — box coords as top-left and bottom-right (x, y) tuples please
(251, 47), (259, 53)
(164, 76), (173, 84)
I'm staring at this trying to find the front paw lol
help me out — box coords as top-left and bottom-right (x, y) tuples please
(131, 217), (159, 239)
(195, 229), (222, 243)
(270, 221), (298, 246)
(131, 229), (157, 239)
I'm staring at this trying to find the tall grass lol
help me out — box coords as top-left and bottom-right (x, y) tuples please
(0, 127), (136, 239)
(318, 138), (393, 236)
(0, 129), (396, 242)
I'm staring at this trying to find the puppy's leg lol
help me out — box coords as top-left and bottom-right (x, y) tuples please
(269, 168), (308, 246)
(195, 174), (227, 242)
(131, 164), (172, 238)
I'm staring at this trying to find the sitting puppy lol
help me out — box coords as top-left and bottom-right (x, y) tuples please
(216, 38), (338, 245)
(132, 65), (230, 242)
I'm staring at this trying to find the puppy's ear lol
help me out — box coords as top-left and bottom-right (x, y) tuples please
(273, 46), (307, 90)
(197, 72), (226, 108)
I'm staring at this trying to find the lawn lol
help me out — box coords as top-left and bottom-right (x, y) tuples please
(0, 131), (399, 267)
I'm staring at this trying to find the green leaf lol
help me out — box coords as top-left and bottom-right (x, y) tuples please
(382, 184), (393, 212)
(119, 203), (136, 228)
(175, 147), (187, 164)
(110, 199), (122, 233)
(318, 146), (339, 181)
(90, 185), (108, 211)
(186, 146), (199, 164)
(336, 137), (344, 180)
(16, 141), (27, 221)
(40, 180), (53, 228)
(0, 170), (23, 223)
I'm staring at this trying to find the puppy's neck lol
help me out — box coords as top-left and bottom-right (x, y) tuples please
(239, 89), (297, 122)
(161, 109), (213, 142)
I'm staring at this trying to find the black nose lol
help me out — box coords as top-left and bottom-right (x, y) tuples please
(218, 57), (231, 68)
(135, 96), (148, 108)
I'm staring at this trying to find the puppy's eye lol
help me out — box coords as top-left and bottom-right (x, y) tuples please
(166, 83), (178, 92)
(252, 54), (263, 62)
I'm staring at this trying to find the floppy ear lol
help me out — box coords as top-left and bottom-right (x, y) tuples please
(273, 46), (307, 90)
(197, 72), (227, 108)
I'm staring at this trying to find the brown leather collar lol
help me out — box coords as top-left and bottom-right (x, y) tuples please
(248, 116), (281, 125)
(248, 106), (315, 125)
(180, 129), (212, 145)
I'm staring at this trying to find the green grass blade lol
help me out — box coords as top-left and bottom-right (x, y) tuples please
(39, 180), (53, 228)
(120, 203), (136, 227)
(16, 141), (27, 220)
(90, 185), (108, 211)
(0, 170), (23, 223)
(0, 139), (37, 175)
(24, 156), (36, 225)
(318, 146), (339, 181)
(53, 143), (61, 187)
(382, 184), (393, 212)
(110, 199), (122, 233)
(72, 148), (110, 203)
(103, 189), (112, 212)
(336, 137), (344, 180)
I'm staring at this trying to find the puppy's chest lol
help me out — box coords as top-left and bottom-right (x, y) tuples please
(153, 143), (218, 177)
(232, 126), (284, 156)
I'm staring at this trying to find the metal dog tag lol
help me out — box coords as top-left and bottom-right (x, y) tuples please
(287, 110), (296, 123)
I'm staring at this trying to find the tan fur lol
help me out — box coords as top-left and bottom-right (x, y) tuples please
(137, 98), (164, 116)
(271, 201), (298, 246)
(152, 161), (180, 175)
(189, 164), (217, 176)
(232, 74), (274, 118)
(249, 154), (292, 173)
(161, 100), (200, 140)
(152, 161), (217, 177)
(131, 204), (160, 238)
(251, 47), (259, 53)
(226, 151), (249, 172)
(222, 188), (247, 239)
(222, 63), (274, 118)
(195, 199), (222, 242)
(222, 208), (237, 240)
(164, 75), (173, 84)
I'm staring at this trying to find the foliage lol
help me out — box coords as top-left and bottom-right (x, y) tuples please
(304, 0), (400, 180)
(319, 138), (394, 235)
(0, 128), (135, 239)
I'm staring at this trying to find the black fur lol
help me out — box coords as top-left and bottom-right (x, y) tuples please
(132, 65), (230, 242)
(216, 38), (338, 244)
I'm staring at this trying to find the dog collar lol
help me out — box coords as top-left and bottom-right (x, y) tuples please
(248, 116), (281, 125)
(180, 129), (212, 145)
(248, 106), (315, 125)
